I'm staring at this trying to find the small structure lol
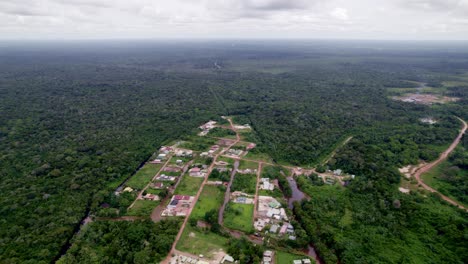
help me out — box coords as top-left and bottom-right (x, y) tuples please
(142, 193), (159, 201)
(221, 255), (235, 263)
(150, 159), (162, 164)
(260, 178), (274, 191)
(151, 182), (164, 189)
(189, 167), (202, 177)
(333, 169), (342, 176)
(123, 187), (133, 192)
(269, 224), (279, 234)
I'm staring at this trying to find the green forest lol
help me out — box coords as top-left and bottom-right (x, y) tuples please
(0, 41), (467, 263)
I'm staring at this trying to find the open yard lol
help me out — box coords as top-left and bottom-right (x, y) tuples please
(179, 136), (218, 152)
(176, 225), (229, 258)
(224, 202), (254, 233)
(125, 200), (160, 217)
(190, 185), (225, 220)
(245, 150), (273, 163)
(276, 251), (309, 264)
(238, 159), (258, 170)
(174, 175), (204, 196)
(125, 163), (162, 190)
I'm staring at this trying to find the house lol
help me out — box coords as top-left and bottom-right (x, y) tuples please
(123, 187), (133, 192)
(333, 169), (342, 176)
(189, 167), (202, 177)
(200, 152), (209, 157)
(303, 259), (312, 264)
(176, 159), (183, 164)
(246, 143), (256, 150)
(279, 224), (288, 235)
(236, 197), (247, 203)
(142, 193), (159, 201)
(264, 250), (273, 258)
(174, 195), (191, 201)
(164, 166), (181, 172)
(150, 159), (162, 164)
(293, 260), (302, 264)
(269, 224), (279, 234)
(152, 182), (164, 189)
(157, 153), (167, 160)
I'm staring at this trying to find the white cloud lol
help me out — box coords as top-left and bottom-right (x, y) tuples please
(330, 7), (348, 20)
(0, 0), (467, 39)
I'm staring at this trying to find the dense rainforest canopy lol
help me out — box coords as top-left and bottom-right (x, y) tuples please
(0, 40), (467, 263)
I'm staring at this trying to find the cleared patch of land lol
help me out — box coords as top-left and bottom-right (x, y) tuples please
(125, 200), (160, 217)
(176, 224), (228, 258)
(174, 175), (204, 196)
(276, 251), (310, 264)
(190, 185), (225, 220)
(223, 203), (254, 233)
(125, 163), (162, 190)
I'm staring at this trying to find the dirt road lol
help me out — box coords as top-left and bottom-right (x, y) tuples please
(414, 117), (467, 210)
(218, 159), (239, 225)
(252, 162), (263, 224)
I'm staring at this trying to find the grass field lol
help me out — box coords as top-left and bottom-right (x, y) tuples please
(239, 159), (258, 170)
(245, 151), (273, 163)
(179, 136), (217, 152)
(217, 156), (235, 165)
(421, 160), (467, 207)
(176, 224), (229, 258)
(125, 200), (160, 217)
(224, 203), (254, 233)
(125, 163), (162, 190)
(275, 251), (310, 264)
(174, 175), (204, 196)
(191, 185), (225, 220)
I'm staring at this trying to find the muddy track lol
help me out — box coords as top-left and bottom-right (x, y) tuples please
(414, 117), (467, 210)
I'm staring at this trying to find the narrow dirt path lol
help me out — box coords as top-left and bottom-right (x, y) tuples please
(161, 118), (241, 264)
(128, 154), (173, 209)
(252, 162), (263, 224)
(414, 117), (467, 210)
(218, 159), (239, 225)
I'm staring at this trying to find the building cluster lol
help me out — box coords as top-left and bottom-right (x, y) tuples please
(200, 144), (220, 157)
(259, 178), (274, 191)
(169, 254), (209, 264)
(175, 149), (194, 157)
(162, 195), (194, 217)
(198, 120), (217, 136)
(255, 196), (297, 240)
(226, 148), (243, 157)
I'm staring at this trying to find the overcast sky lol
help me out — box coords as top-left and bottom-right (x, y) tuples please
(1, 0), (468, 40)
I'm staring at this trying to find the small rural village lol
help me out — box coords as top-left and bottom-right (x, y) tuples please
(93, 116), (356, 264)
(90, 113), (467, 264)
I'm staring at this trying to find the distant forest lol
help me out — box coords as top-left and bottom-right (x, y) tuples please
(0, 41), (467, 263)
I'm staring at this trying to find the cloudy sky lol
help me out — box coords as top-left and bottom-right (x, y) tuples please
(1, 0), (468, 40)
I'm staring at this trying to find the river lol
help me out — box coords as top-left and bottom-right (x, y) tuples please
(287, 176), (324, 264)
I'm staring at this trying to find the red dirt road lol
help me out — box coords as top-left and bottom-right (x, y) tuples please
(414, 117), (467, 210)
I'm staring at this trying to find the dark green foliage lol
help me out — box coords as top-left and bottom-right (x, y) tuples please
(0, 41), (467, 263)
(226, 237), (263, 264)
(231, 173), (257, 194)
(58, 219), (181, 263)
(208, 127), (236, 138)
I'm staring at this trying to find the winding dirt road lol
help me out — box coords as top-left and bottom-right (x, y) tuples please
(413, 117), (467, 210)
